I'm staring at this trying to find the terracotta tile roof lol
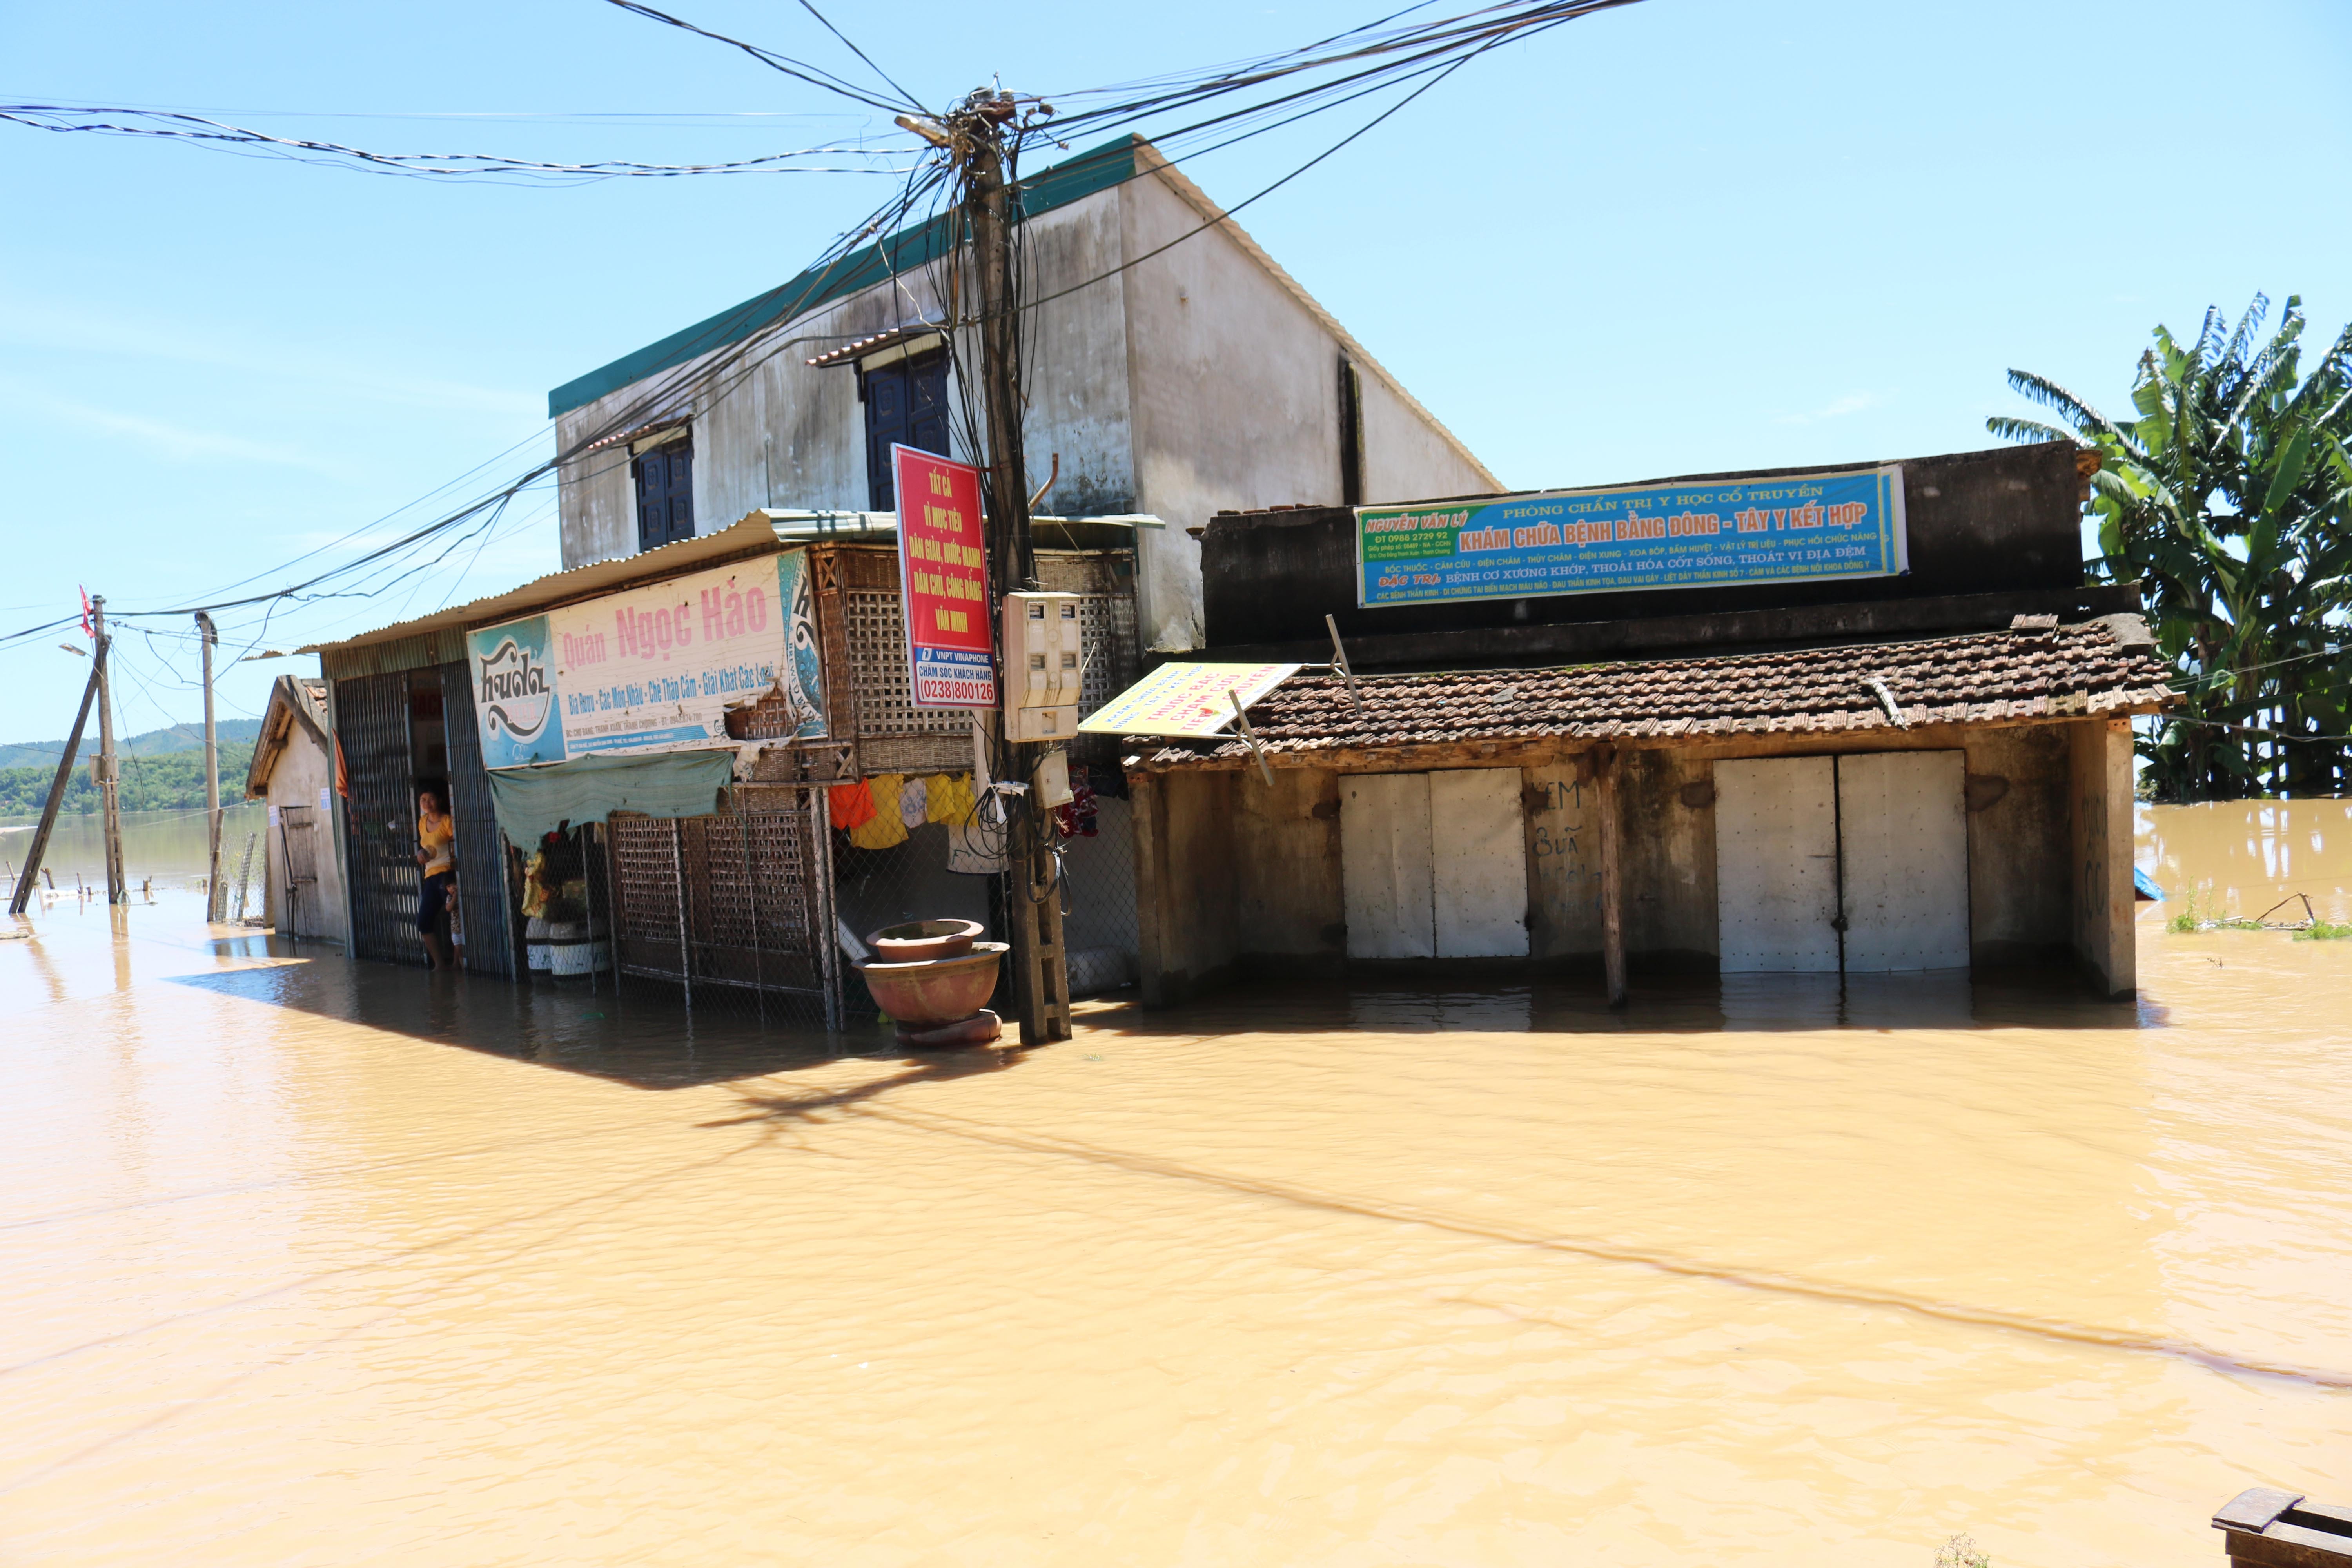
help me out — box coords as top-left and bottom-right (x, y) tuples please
(1136, 618), (2174, 769)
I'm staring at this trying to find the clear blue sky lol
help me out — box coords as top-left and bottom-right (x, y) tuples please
(2, 0), (2347, 745)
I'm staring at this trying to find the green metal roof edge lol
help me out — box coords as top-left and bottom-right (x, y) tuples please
(546, 134), (1145, 419)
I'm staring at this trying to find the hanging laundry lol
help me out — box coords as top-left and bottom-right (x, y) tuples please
(899, 775), (930, 831)
(849, 774), (909, 849)
(926, 772), (976, 826)
(1053, 764), (1100, 839)
(828, 778), (877, 831)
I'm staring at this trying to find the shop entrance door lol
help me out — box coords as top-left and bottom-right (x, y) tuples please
(1339, 768), (1528, 960)
(1714, 751), (1969, 974)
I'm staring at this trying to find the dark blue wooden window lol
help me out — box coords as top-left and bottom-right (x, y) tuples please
(862, 352), (951, 512)
(634, 437), (694, 552)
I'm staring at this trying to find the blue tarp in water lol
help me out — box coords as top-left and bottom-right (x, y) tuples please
(485, 750), (736, 848)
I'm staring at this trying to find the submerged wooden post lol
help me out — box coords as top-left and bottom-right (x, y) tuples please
(1597, 744), (1626, 1007)
(1129, 765), (1171, 1007)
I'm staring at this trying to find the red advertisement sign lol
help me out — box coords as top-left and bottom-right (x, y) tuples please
(892, 444), (997, 709)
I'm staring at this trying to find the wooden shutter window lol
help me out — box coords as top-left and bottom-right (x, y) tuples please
(633, 436), (695, 552)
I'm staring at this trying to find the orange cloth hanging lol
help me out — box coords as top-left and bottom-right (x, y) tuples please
(828, 779), (877, 831)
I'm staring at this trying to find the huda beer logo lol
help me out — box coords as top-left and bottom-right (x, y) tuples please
(475, 637), (553, 740)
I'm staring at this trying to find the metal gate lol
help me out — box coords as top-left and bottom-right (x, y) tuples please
(336, 670), (425, 966)
(439, 660), (521, 978)
(606, 793), (839, 1024)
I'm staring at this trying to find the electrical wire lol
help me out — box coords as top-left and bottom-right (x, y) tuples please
(0, 103), (909, 183)
(598, 1), (921, 114)
(1, 0), (1644, 674)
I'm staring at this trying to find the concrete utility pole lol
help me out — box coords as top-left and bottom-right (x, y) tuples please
(196, 612), (223, 922)
(6, 651), (102, 916)
(91, 595), (127, 904)
(903, 92), (1072, 1044)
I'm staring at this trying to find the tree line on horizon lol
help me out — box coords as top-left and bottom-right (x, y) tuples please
(1994, 293), (2352, 802)
(0, 741), (257, 818)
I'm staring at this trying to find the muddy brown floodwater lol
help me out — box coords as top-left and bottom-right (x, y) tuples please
(2, 802), (2348, 1566)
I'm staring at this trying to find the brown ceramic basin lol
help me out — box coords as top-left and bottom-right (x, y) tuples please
(860, 942), (1007, 1026)
(869, 918), (984, 963)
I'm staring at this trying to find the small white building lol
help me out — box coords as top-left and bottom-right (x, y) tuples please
(245, 674), (344, 942)
(548, 135), (1498, 655)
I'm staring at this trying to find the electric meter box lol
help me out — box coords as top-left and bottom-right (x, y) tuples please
(1001, 591), (1082, 742)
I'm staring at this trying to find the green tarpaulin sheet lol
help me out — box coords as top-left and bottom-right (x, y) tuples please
(485, 750), (736, 848)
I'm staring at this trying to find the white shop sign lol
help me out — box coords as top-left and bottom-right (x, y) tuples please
(467, 552), (827, 769)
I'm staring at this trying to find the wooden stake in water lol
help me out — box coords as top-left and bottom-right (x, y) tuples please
(232, 832), (258, 924)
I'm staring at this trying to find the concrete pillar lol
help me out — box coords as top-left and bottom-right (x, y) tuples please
(2069, 718), (2137, 998)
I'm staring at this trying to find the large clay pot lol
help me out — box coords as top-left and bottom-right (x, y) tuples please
(859, 942), (1007, 1027)
(868, 918), (984, 964)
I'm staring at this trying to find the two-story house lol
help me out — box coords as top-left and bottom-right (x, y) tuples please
(546, 134), (1499, 655)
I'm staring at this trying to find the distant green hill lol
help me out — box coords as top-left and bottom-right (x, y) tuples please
(0, 739), (258, 817)
(0, 717), (263, 771)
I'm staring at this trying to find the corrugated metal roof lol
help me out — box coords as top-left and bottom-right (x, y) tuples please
(303, 511), (1161, 663)
(302, 515), (791, 658)
(804, 323), (947, 369)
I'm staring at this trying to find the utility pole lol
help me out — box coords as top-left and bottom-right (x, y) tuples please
(91, 595), (127, 904)
(6, 651), (102, 916)
(902, 92), (1071, 1045)
(196, 612), (223, 922)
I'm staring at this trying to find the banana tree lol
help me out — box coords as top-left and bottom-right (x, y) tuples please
(1989, 294), (2352, 800)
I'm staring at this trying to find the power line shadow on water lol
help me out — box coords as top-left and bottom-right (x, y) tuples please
(167, 941), (928, 1091)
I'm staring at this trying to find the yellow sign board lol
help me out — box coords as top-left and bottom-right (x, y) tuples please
(1078, 661), (1301, 738)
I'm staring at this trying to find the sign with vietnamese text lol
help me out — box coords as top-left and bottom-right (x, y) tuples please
(1355, 465), (1907, 608)
(466, 551), (826, 769)
(1078, 661), (1301, 738)
(893, 444), (997, 709)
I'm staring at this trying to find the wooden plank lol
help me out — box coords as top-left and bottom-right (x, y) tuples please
(1339, 772), (1433, 959)
(1132, 711), (2168, 778)
(1714, 755), (1839, 972)
(1837, 750), (1970, 971)
(1597, 747), (1625, 1004)
(1131, 769), (1172, 1006)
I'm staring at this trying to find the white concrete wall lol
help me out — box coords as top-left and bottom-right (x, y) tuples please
(260, 732), (344, 942)
(555, 152), (1499, 659)
(1118, 161), (1496, 648)
(557, 196), (1137, 571)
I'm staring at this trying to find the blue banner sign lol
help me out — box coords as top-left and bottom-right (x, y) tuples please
(1354, 465), (1907, 608)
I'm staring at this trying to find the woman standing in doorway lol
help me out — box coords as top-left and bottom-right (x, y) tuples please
(415, 789), (457, 971)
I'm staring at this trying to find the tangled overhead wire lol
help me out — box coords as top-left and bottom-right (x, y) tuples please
(0, 0), (1650, 662)
(0, 103), (911, 183)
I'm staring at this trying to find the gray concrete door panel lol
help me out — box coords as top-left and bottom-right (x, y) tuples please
(1715, 756), (1841, 973)
(1714, 751), (1970, 974)
(1430, 768), (1530, 958)
(1838, 750), (1969, 971)
(1341, 769), (1528, 960)
(1341, 773), (1435, 959)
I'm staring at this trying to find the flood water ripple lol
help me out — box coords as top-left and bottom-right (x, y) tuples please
(1, 801), (2348, 1566)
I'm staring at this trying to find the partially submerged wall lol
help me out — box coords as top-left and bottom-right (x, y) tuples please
(2068, 718), (2137, 996)
(1132, 723), (2088, 1001)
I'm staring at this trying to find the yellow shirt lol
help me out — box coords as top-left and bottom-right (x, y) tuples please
(847, 775), (908, 850)
(418, 813), (456, 877)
